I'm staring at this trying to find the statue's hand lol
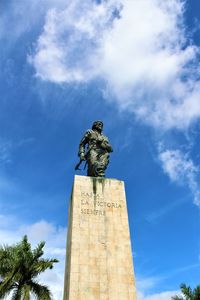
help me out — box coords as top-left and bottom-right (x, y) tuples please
(98, 136), (104, 143)
(100, 141), (107, 149)
(101, 141), (113, 152)
(80, 153), (86, 161)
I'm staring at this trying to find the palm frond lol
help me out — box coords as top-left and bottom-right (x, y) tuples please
(22, 284), (30, 300)
(30, 280), (52, 300)
(33, 241), (45, 260)
(0, 272), (18, 298)
(0, 246), (18, 276)
(11, 284), (23, 300)
(0, 236), (58, 299)
(31, 258), (59, 277)
(180, 283), (193, 299)
(194, 285), (200, 299)
(0, 282), (17, 299)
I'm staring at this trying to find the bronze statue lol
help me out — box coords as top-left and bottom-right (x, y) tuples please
(75, 121), (113, 177)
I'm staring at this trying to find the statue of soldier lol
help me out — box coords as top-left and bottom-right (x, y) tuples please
(76, 120), (113, 177)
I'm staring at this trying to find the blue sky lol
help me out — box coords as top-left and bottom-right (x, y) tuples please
(0, 0), (200, 299)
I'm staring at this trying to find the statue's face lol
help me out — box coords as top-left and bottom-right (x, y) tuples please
(94, 121), (103, 132)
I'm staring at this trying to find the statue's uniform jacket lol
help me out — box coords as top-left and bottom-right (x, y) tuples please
(78, 129), (113, 177)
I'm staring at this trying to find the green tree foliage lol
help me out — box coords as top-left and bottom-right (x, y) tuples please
(172, 283), (200, 300)
(0, 235), (59, 300)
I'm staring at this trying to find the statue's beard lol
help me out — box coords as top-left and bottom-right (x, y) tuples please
(94, 127), (102, 133)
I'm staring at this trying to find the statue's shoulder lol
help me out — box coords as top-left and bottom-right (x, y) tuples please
(84, 129), (93, 137)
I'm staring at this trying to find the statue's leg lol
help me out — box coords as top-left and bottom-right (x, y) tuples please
(87, 151), (110, 177)
(87, 150), (98, 177)
(94, 153), (109, 177)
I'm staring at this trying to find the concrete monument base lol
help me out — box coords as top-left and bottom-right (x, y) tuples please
(63, 175), (137, 300)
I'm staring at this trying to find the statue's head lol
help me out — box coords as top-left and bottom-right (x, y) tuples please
(92, 120), (103, 133)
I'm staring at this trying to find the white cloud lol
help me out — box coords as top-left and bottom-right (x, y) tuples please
(159, 148), (200, 206)
(0, 0), (67, 42)
(0, 216), (66, 300)
(29, 0), (120, 83)
(136, 275), (179, 300)
(0, 140), (12, 164)
(30, 0), (200, 130)
(137, 290), (179, 300)
(0, 138), (35, 166)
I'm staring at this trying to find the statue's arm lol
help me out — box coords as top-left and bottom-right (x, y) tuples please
(107, 142), (113, 153)
(78, 130), (91, 159)
(105, 141), (113, 153)
(101, 136), (113, 153)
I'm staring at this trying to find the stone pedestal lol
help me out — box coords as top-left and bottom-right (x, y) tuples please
(63, 175), (137, 300)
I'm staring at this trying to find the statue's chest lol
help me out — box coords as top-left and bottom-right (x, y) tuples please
(90, 131), (102, 141)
